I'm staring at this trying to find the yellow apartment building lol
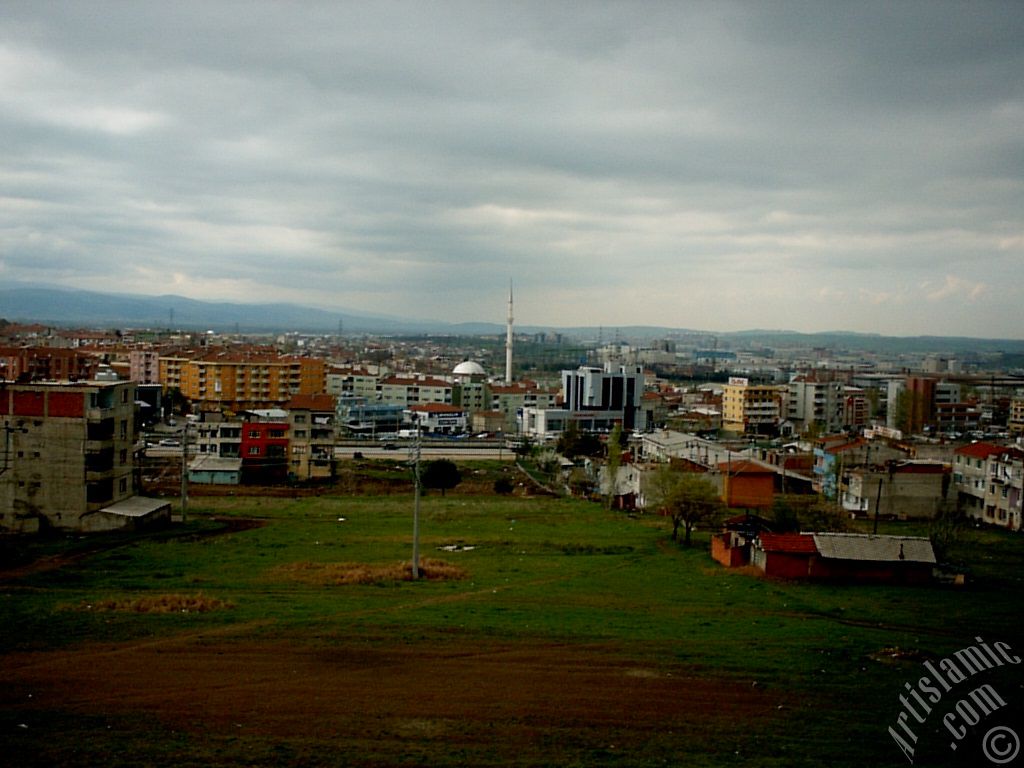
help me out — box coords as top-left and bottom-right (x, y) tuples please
(721, 377), (782, 435)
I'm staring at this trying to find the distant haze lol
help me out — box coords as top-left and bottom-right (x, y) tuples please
(1, 2), (1022, 338)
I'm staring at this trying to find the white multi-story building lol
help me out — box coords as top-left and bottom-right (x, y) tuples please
(952, 442), (1024, 530)
(520, 363), (646, 440)
(787, 376), (844, 434)
(326, 365), (380, 401)
(378, 375), (453, 407)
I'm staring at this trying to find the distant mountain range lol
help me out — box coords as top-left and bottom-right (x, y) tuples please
(2, 285), (1023, 358)
(0, 285), (455, 335)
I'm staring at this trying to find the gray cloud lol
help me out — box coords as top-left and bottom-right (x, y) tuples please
(1, 1), (1022, 336)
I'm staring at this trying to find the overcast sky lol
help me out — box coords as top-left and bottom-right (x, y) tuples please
(1, 2), (1022, 337)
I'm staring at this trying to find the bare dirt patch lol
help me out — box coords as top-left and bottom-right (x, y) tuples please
(62, 592), (234, 614)
(270, 558), (469, 586)
(1, 631), (783, 765)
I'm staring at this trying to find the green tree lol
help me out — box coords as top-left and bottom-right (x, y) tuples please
(770, 497), (800, 532)
(511, 437), (534, 459)
(800, 498), (850, 532)
(929, 499), (963, 563)
(647, 466), (723, 546)
(421, 459), (462, 496)
(557, 422), (603, 459)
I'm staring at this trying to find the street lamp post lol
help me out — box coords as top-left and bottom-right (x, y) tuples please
(409, 418), (422, 579)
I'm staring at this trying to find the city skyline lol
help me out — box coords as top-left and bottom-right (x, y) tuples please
(1, 2), (1022, 338)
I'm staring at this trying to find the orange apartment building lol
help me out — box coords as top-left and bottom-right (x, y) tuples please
(164, 351), (326, 411)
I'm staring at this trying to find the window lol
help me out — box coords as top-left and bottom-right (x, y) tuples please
(249, 430), (260, 439)
(248, 446), (261, 456)
(120, 449), (128, 465)
(269, 429), (285, 438)
(294, 430), (306, 438)
(120, 420), (128, 439)
(294, 414), (307, 424)
(119, 478), (128, 494)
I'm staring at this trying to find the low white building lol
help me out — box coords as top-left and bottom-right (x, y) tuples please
(406, 403), (467, 435)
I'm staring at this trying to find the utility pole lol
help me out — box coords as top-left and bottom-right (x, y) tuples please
(180, 425), (189, 524)
(872, 477), (883, 535)
(409, 419), (422, 579)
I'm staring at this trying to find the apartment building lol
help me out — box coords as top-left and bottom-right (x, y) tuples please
(129, 348), (161, 384)
(722, 377), (782, 435)
(378, 375), (453, 407)
(158, 352), (190, 392)
(177, 352), (326, 411)
(842, 461), (949, 521)
(1009, 398), (1024, 436)
(787, 376), (844, 434)
(0, 346), (99, 382)
(1, 380), (169, 533)
(952, 442), (1024, 530)
(490, 381), (560, 431)
(193, 414), (243, 458)
(240, 411), (290, 484)
(287, 394), (336, 481)
(843, 387), (869, 429)
(326, 365), (380, 400)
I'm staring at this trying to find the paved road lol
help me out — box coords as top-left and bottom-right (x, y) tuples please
(335, 445), (515, 461)
(143, 443), (516, 461)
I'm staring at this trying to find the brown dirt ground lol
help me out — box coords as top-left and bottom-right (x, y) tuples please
(1, 629), (782, 765)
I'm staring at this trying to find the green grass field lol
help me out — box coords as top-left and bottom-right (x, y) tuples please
(2, 492), (1022, 767)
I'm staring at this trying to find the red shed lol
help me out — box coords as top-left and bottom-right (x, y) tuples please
(751, 533), (817, 578)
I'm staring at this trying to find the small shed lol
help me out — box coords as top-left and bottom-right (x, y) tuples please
(82, 497), (173, 533)
(188, 456), (243, 485)
(711, 514), (775, 568)
(751, 532), (817, 578)
(809, 533), (936, 584)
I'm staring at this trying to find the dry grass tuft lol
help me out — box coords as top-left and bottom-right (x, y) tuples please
(271, 558), (468, 586)
(70, 593), (234, 614)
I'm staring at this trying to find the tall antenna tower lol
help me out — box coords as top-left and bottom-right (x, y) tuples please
(505, 280), (514, 384)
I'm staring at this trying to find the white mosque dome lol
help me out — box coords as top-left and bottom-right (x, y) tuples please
(453, 360), (486, 377)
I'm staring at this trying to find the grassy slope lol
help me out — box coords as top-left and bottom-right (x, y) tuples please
(2, 494), (1022, 767)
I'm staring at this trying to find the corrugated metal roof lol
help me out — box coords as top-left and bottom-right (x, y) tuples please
(188, 456), (243, 472)
(99, 496), (173, 518)
(811, 533), (936, 564)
